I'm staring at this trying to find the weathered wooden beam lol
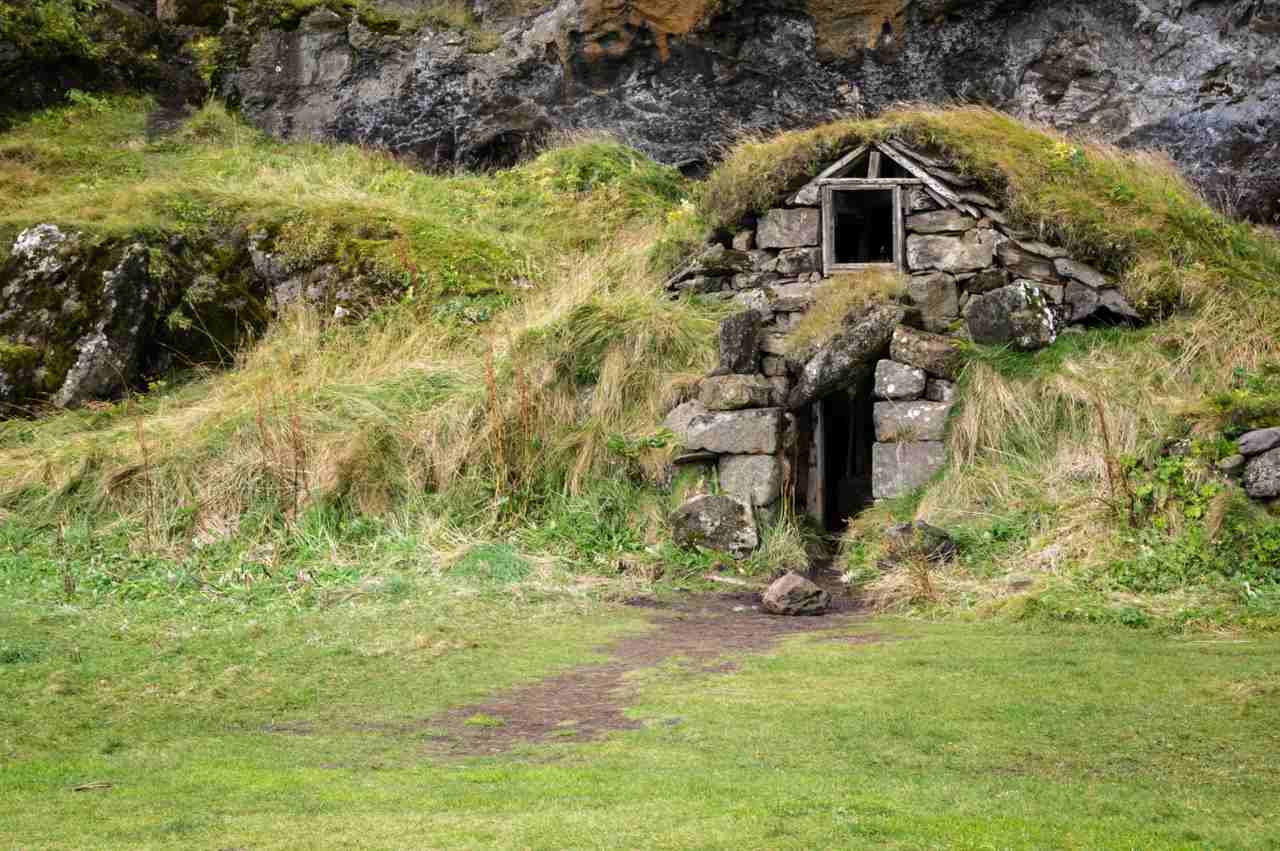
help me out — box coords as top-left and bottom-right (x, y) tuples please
(791, 144), (869, 205)
(877, 140), (981, 217)
(867, 150), (882, 179)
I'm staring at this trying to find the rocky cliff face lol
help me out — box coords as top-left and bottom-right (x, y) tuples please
(218, 0), (1280, 222)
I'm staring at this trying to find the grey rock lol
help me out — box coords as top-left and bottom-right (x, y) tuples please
(718, 454), (783, 507)
(700, 375), (774, 411)
(874, 359), (927, 401)
(671, 494), (758, 559)
(788, 304), (905, 409)
(1216, 453), (1246, 477)
(925, 378), (957, 403)
(52, 244), (156, 409)
(907, 230), (997, 273)
(776, 247), (822, 276)
(1012, 239), (1068, 259)
(1098, 289), (1141, 322)
(766, 376), (791, 406)
(747, 250), (779, 273)
(872, 441), (948, 500)
(966, 282), (1057, 351)
(757, 209), (820, 249)
(1055, 258), (1108, 289)
(668, 244), (753, 289)
(883, 521), (958, 564)
(686, 408), (784, 455)
(767, 282), (821, 312)
(1064, 280), (1100, 322)
(732, 289), (772, 318)
(759, 334), (789, 357)
(997, 240), (1058, 280)
(672, 275), (729, 295)
(1239, 428), (1280, 456)
(873, 400), (952, 442)
(761, 356), (788, 377)
(906, 209), (975, 234)
(762, 571), (830, 616)
(890, 325), (966, 380)
(966, 267), (1010, 295)
(221, 1), (1280, 224)
(1066, 282), (1141, 323)
(731, 271), (781, 291)
(1244, 447), (1280, 499)
(717, 310), (761, 375)
(732, 230), (755, 252)
(662, 400), (709, 445)
(907, 272), (960, 332)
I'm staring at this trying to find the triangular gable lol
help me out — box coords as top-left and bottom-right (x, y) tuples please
(790, 139), (982, 218)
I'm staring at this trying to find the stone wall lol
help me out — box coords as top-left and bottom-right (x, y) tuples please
(662, 140), (1141, 557)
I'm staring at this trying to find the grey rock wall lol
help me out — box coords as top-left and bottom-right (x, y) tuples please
(220, 0), (1280, 221)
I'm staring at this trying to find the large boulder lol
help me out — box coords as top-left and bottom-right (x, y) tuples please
(718, 454), (782, 507)
(762, 571), (830, 616)
(685, 408), (783, 455)
(671, 494), (758, 558)
(889, 325), (965, 380)
(788, 304), (904, 408)
(1244, 447), (1280, 499)
(872, 441), (947, 499)
(965, 282), (1057, 351)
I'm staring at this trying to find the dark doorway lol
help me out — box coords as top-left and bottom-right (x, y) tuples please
(831, 189), (895, 265)
(794, 371), (877, 533)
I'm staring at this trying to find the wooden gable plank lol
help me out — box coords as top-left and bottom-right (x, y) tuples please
(791, 144), (869, 205)
(876, 140), (980, 217)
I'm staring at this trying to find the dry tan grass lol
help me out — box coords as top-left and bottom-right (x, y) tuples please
(784, 268), (906, 356)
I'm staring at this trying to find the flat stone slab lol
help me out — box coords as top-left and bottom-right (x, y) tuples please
(718, 453), (782, 507)
(906, 209), (974, 234)
(1055, 258), (1107, 289)
(685, 408), (783, 455)
(757, 208), (820, 249)
(872, 441), (947, 499)
(906, 230), (996, 273)
(873, 400), (952, 442)
(874, 359), (926, 400)
(908, 271), (959, 332)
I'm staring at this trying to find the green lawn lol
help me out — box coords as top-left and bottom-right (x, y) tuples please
(3, 580), (1278, 849)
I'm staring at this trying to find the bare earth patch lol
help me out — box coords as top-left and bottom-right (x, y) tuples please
(426, 580), (873, 756)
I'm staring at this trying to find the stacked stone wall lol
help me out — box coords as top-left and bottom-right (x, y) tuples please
(662, 141), (1142, 557)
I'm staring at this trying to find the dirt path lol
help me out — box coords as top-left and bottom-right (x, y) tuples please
(426, 577), (871, 756)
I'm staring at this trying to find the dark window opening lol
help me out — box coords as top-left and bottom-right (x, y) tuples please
(793, 372), (877, 533)
(832, 189), (895, 265)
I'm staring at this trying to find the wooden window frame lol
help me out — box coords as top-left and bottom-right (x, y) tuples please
(821, 179), (920, 276)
